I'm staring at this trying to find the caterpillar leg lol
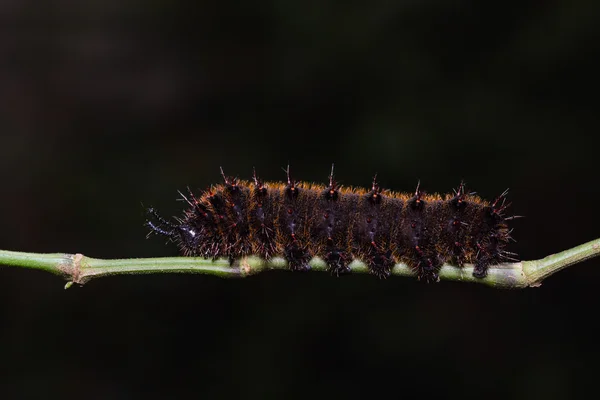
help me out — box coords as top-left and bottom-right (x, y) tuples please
(325, 249), (351, 277)
(284, 243), (312, 272)
(413, 254), (443, 283)
(366, 250), (395, 279)
(473, 256), (492, 279)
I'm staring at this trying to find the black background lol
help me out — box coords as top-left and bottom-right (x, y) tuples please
(1, 1), (599, 398)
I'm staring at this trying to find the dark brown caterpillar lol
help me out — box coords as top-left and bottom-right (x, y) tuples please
(145, 166), (518, 282)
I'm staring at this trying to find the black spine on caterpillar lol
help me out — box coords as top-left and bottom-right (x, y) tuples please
(145, 166), (517, 281)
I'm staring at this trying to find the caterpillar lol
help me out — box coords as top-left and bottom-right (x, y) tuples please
(145, 166), (517, 282)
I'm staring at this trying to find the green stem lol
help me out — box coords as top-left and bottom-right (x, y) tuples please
(1, 238), (599, 289)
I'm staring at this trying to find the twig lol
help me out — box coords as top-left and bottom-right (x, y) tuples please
(1, 238), (599, 289)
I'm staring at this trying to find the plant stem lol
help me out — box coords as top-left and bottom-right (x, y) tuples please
(1, 238), (599, 289)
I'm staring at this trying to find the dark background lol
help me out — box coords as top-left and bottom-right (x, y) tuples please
(1, 1), (599, 398)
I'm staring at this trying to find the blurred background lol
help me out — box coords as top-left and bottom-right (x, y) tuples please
(1, 0), (599, 398)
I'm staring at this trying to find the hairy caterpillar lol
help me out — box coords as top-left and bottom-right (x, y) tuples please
(145, 166), (517, 282)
